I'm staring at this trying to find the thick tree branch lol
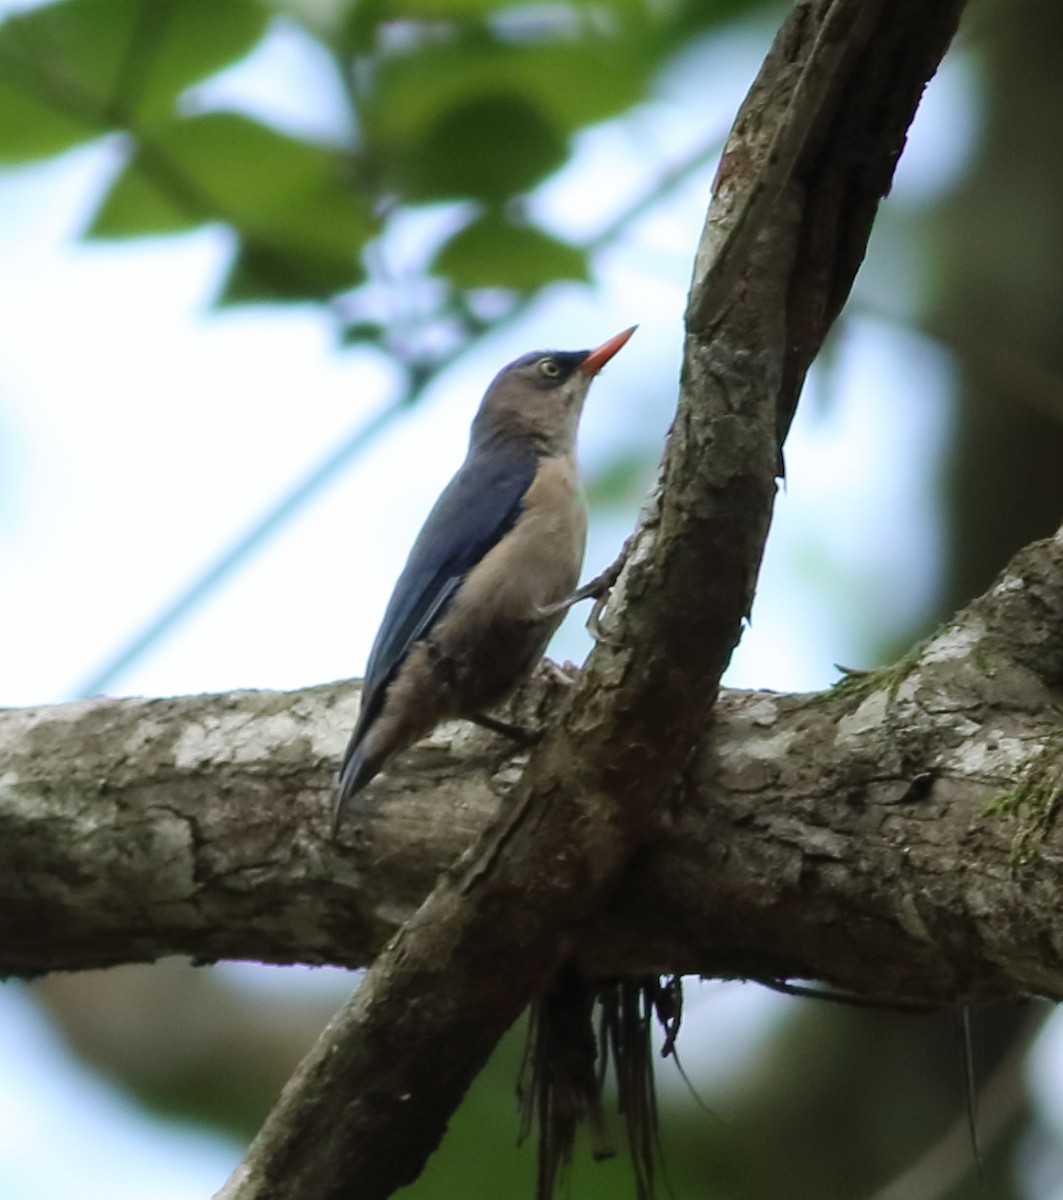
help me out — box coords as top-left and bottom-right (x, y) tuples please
(4, 524), (1063, 1004)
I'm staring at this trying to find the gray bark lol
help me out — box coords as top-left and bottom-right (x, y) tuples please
(3, 526), (1063, 1004)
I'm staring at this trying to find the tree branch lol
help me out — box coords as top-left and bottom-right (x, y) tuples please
(5, 523), (1063, 1004)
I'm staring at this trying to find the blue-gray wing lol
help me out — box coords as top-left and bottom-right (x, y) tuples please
(348, 438), (539, 748)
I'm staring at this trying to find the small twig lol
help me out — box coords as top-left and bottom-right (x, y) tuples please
(758, 978), (939, 1014)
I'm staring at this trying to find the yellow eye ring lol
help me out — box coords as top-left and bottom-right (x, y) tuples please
(538, 358), (561, 378)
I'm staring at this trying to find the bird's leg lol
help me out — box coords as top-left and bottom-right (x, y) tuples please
(535, 575), (610, 619)
(470, 712), (542, 746)
(481, 545), (637, 753)
(534, 536), (633, 644)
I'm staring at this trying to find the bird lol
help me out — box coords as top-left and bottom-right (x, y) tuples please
(335, 326), (636, 826)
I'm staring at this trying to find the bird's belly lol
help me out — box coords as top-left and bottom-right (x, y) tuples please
(425, 457), (587, 715)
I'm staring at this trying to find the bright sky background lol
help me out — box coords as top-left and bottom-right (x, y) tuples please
(7, 9), (1056, 1200)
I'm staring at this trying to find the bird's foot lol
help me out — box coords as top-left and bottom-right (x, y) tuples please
(585, 592), (621, 647)
(535, 537), (633, 645)
(534, 578), (605, 620)
(579, 536), (633, 645)
(470, 712), (542, 746)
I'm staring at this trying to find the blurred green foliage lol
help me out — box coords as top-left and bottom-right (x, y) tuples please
(0, 0), (742, 322)
(0, 0), (268, 154)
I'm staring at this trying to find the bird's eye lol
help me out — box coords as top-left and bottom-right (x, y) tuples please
(538, 358), (561, 379)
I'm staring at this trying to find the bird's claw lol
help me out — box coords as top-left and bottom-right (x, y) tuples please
(535, 537), (632, 645)
(586, 593), (621, 647)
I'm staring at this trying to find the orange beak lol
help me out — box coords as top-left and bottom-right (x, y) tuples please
(578, 325), (637, 376)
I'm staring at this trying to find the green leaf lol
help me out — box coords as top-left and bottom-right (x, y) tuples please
(0, 56), (98, 161)
(370, 35), (649, 144)
(90, 111), (370, 242)
(118, 0), (270, 122)
(89, 140), (201, 235)
(400, 92), (568, 202)
(88, 112), (373, 301)
(433, 212), (588, 289)
(0, 0), (269, 163)
(218, 236), (367, 305)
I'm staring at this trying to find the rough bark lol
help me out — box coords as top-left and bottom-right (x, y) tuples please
(0, 0), (972, 1197)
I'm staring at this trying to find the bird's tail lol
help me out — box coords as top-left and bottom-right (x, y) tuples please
(333, 740), (378, 835)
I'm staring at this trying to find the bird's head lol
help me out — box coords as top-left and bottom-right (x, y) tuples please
(471, 326), (636, 456)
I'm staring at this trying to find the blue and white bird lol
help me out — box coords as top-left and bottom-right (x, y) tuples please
(336, 327), (636, 823)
